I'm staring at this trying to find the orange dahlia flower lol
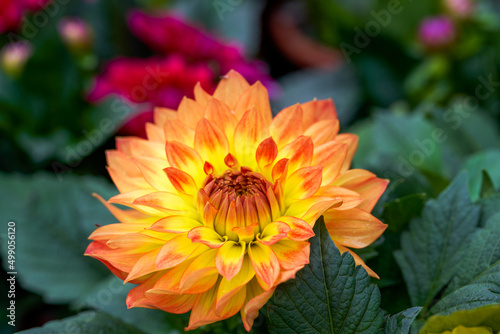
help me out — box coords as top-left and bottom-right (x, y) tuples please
(85, 70), (388, 331)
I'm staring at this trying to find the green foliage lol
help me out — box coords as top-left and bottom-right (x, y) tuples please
(383, 193), (427, 233)
(462, 150), (500, 201)
(394, 173), (481, 308)
(0, 173), (117, 303)
(267, 217), (385, 334)
(381, 307), (422, 334)
(428, 212), (500, 316)
(16, 311), (146, 334)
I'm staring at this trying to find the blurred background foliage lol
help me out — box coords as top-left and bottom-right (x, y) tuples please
(1, 0), (500, 333)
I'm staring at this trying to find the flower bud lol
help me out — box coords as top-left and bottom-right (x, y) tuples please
(0, 41), (32, 78)
(58, 18), (93, 53)
(418, 16), (457, 51)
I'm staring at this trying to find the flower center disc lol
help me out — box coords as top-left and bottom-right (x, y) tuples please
(202, 169), (274, 241)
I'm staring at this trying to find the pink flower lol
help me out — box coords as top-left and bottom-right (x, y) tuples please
(418, 16), (457, 50)
(58, 17), (93, 52)
(89, 10), (276, 138)
(445, 0), (475, 18)
(0, 0), (51, 33)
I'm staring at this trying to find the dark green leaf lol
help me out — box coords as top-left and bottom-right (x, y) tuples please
(382, 193), (427, 232)
(462, 150), (500, 202)
(16, 311), (145, 334)
(267, 217), (384, 334)
(480, 170), (497, 199)
(429, 213), (500, 315)
(0, 173), (118, 303)
(394, 173), (481, 307)
(381, 307), (422, 334)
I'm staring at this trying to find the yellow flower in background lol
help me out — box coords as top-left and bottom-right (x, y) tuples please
(442, 325), (496, 334)
(420, 304), (500, 334)
(85, 70), (388, 330)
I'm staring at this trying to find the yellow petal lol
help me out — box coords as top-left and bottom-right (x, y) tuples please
(233, 107), (270, 169)
(248, 242), (279, 290)
(188, 226), (226, 248)
(216, 256), (255, 316)
(270, 103), (304, 148)
(213, 70), (251, 110)
(215, 241), (246, 281)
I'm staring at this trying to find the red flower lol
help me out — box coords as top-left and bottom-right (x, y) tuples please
(88, 10), (276, 138)
(0, 0), (51, 33)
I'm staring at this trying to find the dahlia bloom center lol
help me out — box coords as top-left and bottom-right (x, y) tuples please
(198, 164), (280, 245)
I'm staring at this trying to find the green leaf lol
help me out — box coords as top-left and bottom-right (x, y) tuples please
(394, 173), (481, 307)
(429, 213), (500, 315)
(266, 217), (384, 334)
(16, 311), (145, 334)
(372, 111), (443, 175)
(75, 276), (181, 334)
(0, 173), (118, 303)
(381, 307), (422, 334)
(382, 193), (427, 232)
(462, 150), (500, 202)
(480, 171), (497, 200)
(420, 304), (500, 334)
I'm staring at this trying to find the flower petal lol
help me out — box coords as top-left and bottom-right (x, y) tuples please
(324, 208), (387, 249)
(213, 70), (251, 110)
(301, 98), (338, 129)
(276, 136), (314, 174)
(304, 119), (339, 146)
(234, 81), (272, 125)
(164, 119), (195, 147)
(177, 97), (204, 129)
(275, 216), (314, 241)
(149, 215), (202, 233)
(248, 242), (280, 290)
(165, 141), (205, 184)
(285, 166), (323, 204)
(179, 249), (219, 294)
(334, 169), (389, 212)
(156, 235), (204, 269)
(164, 167), (198, 197)
(258, 222), (290, 245)
(270, 103), (304, 148)
(312, 141), (348, 186)
(256, 137), (278, 172)
(284, 196), (342, 225)
(215, 241), (246, 280)
(125, 248), (162, 283)
(315, 185), (363, 210)
(188, 226), (226, 248)
(233, 107), (270, 169)
(335, 133), (358, 172)
(241, 278), (275, 331)
(216, 256), (255, 316)
(270, 239), (310, 271)
(194, 118), (229, 173)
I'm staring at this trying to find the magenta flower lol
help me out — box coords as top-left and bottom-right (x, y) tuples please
(418, 16), (457, 50)
(88, 10), (276, 138)
(0, 0), (51, 33)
